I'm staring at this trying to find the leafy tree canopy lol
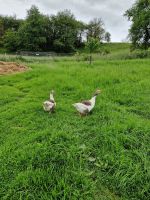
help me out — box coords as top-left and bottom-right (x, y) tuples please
(125, 0), (150, 49)
(87, 18), (105, 42)
(105, 32), (111, 43)
(17, 5), (48, 51)
(86, 37), (100, 64)
(50, 10), (82, 52)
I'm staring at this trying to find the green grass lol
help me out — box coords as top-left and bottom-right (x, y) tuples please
(0, 52), (150, 200)
(78, 43), (150, 61)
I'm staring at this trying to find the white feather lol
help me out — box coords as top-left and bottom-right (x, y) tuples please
(73, 103), (88, 113)
(43, 101), (54, 111)
(73, 96), (96, 114)
(43, 91), (56, 112)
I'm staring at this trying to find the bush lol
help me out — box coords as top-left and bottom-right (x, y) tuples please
(122, 50), (149, 59)
(134, 50), (149, 58)
(4, 30), (19, 51)
(101, 48), (110, 55)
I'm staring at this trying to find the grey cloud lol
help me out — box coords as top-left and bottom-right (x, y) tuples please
(0, 0), (136, 41)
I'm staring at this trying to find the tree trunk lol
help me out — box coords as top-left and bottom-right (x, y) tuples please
(89, 54), (92, 65)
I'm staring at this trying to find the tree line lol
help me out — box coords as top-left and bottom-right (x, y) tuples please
(0, 6), (111, 53)
(0, 0), (149, 53)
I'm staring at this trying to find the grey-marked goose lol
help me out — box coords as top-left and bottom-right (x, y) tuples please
(43, 90), (56, 113)
(73, 89), (101, 116)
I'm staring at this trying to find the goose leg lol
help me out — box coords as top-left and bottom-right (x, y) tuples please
(80, 113), (86, 117)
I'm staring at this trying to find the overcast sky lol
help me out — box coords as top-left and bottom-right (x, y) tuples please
(0, 0), (135, 42)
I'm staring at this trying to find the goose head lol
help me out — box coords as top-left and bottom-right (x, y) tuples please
(93, 89), (101, 97)
(50, 90), (55, 95)
(49, 89), (55, 103)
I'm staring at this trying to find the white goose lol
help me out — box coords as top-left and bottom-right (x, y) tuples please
(43, 90), (56, 113)
(73, 89), (101, 116)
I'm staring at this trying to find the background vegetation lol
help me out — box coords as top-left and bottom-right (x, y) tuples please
(0, 0), (149, 53)
(0, 6), (110, 53)
(125, 0), (150, 50)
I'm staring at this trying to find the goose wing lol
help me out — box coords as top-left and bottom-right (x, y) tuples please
(73, 103), (89, 114)
(43, 100), (55, 111)
(81, 100), (91, 106)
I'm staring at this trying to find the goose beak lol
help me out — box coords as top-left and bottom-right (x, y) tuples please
(93, 89), (101, 96)
(96, 89), (101, 94)
(51, 90), (55, 94)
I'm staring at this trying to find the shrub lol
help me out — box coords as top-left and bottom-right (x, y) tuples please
(122, 50), (149, 59)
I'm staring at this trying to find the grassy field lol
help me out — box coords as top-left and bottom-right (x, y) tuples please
(0, 46), (150, 199)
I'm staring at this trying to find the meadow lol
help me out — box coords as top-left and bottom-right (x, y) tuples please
(0, 44), (150, 200)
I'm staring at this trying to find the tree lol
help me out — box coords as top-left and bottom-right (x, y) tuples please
(0, 19), (4, 38)
(0, 15), (22, 33)
(85, 37), (100, 64)
(0, 19), (4, 46)
(0, 15), (22, 48)
(17, 5), (48, 51)
(75, 21), (86, 48)
(4, 30), (19, 51)
(49, 10), (81, 52)
(125, 0), (150, 49)
(105, 32), (111, 43)
(87, 18), (105, 42)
